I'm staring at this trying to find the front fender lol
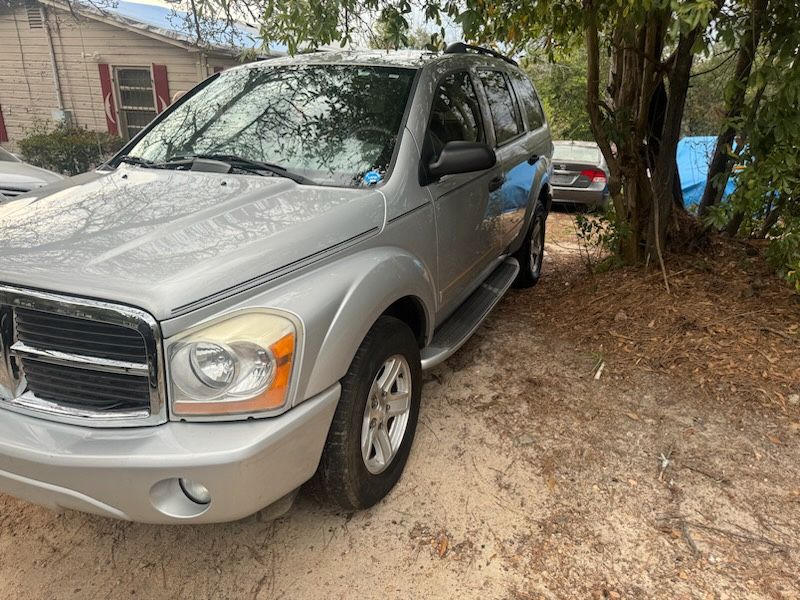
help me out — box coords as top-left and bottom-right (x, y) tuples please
(305, 248), (436, 401)
(162, 247), (436, 406)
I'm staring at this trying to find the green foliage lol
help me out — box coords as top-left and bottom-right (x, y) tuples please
(258, 0), (460, 54)
(701, 202), (732, 230)
(368, 15), (439, 50)
(574, 203), (630, 270)
(683, 48), (736, 135)
(766, 224), (800, 292)
(521, 47), (596, 141)
(721, 12), (800, 288)
(18, 121), (123, 176)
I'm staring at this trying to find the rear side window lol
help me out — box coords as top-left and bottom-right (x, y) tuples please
(426, 71), (484, 160)
(478, 70), (522, 145)
(510, 72), (546, 130)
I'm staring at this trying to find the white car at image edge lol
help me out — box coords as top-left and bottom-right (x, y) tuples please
(0, 147), (63, 201)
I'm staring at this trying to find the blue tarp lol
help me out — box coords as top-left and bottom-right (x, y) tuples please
(677, 136), (737, 208)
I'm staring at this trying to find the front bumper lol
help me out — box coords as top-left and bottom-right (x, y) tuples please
(0, 384), (340, 523)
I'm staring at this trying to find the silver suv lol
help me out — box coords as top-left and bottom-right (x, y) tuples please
(0, 45), (552, 523)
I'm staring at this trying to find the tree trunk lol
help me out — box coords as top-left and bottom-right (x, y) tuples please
(672, 160), (685, 210)
(585, 1), (719, 264)
(725, 210), (746, 236)
(647, 23), (701, 259)
(697, 0), (767, 217)
(759, 203), (781, 238)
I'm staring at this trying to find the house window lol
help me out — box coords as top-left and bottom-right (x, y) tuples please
(115, 67), (157, 140)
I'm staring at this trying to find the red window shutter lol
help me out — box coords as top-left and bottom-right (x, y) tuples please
(97, 64), (119, 136)
(152, 64), (170, 113)
(0, 105), (8, 142)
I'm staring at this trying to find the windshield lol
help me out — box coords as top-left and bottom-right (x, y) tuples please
(126, 64), (416, 187)
(553, 144), (600, 163)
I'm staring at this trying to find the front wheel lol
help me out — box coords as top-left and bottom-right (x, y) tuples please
(513, 203), (546, 288)
(314, 316), (422, 510)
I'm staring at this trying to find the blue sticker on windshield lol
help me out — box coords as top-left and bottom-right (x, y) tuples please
(363, 170), (382, 186)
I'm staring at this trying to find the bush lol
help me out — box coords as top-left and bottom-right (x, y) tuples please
(18, 121), (124, 176)
(766, 224), (800, 293)
(574, 202), (631, 271)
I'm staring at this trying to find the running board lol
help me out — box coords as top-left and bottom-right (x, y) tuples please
(421, 257), (519, 370)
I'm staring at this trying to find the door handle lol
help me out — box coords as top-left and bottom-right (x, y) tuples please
(528, 154), (540, 165)
(488, 175), (505, 192)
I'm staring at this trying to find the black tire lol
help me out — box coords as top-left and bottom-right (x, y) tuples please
(513, 202), (547, 288)
(314, 316), (422, 510)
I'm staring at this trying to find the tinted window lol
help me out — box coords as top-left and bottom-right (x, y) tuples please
(478, 70), (522, 144)
(426, 71), (484, 160)
(510, 72), (545, 130)
(128, 65), (416, 187)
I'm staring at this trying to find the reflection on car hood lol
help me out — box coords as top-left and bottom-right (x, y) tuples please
(0, 165), (385, 319)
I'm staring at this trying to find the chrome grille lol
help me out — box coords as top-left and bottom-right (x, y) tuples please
(15, 308), (148, 363)
(20, 359), (151, 412)
(0, 285), (166, 427)
(0, 186), (29, 199)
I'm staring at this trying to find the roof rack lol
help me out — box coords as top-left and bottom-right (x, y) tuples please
(443, 42), (518, 66)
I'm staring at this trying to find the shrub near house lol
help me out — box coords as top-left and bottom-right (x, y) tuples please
(18, 122), (123, 176)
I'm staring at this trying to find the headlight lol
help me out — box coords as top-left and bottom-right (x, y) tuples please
(169, 312), (296, 417)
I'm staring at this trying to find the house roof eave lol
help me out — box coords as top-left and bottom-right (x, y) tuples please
(38, 0), (253, 57)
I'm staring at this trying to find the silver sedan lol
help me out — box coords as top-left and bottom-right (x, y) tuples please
(550, 140), (609, 208)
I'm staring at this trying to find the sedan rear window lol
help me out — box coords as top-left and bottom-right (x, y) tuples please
(553, 145), (600, 163)
(127, 65), (416, 187)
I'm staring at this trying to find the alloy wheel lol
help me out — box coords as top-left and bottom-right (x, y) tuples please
(360, 355), (412, 475)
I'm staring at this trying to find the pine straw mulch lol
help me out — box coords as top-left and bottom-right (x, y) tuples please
(532, 214), (800, 415)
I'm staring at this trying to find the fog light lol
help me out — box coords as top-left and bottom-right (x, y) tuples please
(179, 478), (211, 505)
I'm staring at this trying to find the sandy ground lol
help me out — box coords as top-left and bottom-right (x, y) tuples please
(1, 213), (798, 599)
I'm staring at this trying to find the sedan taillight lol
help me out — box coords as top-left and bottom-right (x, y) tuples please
(580, 169), (607, 183)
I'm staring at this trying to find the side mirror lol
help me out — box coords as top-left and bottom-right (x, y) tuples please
(427, 141), (496, 180)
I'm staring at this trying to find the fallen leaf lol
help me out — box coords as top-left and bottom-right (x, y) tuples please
(628, 479), (638, 486)
(625, 412), (640, 421)
(547, 475), (557, 491)
(767, 434), (782, 445)
(437, 535), (448, 558)
(678, 570), (689, 580)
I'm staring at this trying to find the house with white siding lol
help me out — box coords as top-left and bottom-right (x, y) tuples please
(0, 0), (274, 147)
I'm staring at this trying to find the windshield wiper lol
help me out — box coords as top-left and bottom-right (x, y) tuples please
(166, 153), (314, 185)
(118, 155), (156, 167)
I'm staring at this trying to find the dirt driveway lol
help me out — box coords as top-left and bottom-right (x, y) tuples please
(1, 213), (798, 599)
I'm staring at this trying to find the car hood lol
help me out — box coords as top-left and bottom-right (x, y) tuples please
(0, 161), (63, 191)
(0, 165), (385, 319)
